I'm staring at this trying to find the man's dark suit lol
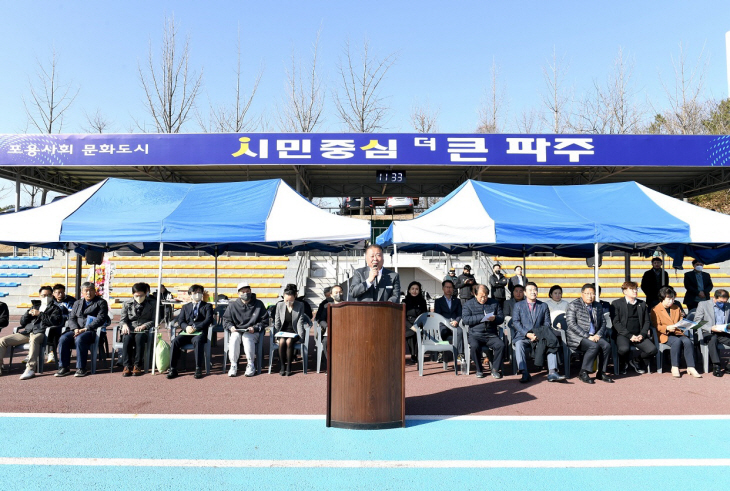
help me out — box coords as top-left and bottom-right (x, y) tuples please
(693, 299), (730, 368)
(684, 270), (713, 311)
(640, 268), (669, 308)
(463, 297), (504, 374)
(349, 266), (401, 303)
(434, 294), (463, 355)
(565, 298), (611, 374)
(610, 297), (657, 363)
(170, 301), (214, 369)
(511, 299), (560, 371)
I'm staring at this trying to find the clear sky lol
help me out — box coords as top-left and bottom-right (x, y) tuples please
(1, 0), (729, 136)
(0, 1), (730, 204)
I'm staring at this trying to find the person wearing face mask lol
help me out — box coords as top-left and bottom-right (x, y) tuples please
(315, 285), (344, 371)
(692, 289), (730, 377)
(274, 284), (312, 376)
(349, 244), (401, 303)
(223, 282), (266, 377)
(119, 283), (156, 377)
(0, 286), (61, 380)
(651, 286), (701, 378)
(167, 284), (213, 380)
(683, 259), (713, 311)
(56, 282), (109, 378)
(46, 284), (75, 364)
(641, 257), (669, 309)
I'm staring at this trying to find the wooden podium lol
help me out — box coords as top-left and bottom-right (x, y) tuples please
(326, 302), (405, 429)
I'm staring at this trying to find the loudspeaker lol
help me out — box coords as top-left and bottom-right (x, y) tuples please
(586, 254), (603, 268)
(85, 250), (104, 265)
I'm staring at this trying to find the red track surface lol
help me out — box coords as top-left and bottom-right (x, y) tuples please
(2, 334), (729, 416)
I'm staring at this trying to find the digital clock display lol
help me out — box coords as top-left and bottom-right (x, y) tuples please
(375, 170), (406, 184)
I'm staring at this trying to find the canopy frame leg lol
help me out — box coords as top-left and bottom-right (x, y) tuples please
(152, 242), (164, 375)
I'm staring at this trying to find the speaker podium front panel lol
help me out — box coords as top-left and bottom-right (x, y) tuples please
(326, 302), (405, 430)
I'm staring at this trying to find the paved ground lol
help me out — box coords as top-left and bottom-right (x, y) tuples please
(3, 334), (730, 489)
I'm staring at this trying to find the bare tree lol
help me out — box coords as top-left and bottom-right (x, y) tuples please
(333, 38), (397, 132)
(574, 48), (644, 134)
(138, 15), (203, 133)
(476, 58), (507, 133)
(278, 28), (325, 132)
(515, 108), (538, 133)
(652, 43), (710, 135)
(22, 48), (79, 133)
(199, 26), (262, 133)
(410, 99), (439, 132)
(540, 47), (572, 133)
(83, 108), (114, 133)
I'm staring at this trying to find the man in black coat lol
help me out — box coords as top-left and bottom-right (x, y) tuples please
(454, 265), (476, 306)
(488, 263), (508, 309)
(462, 284), (505, 379)
(57, 282), (110, 378)
(167, 284), (214, 380)
(0, 286), (61, 380)
(684, 259), (713, 311)
(611, 281), (657, 375)
(640, 257), (669, 309)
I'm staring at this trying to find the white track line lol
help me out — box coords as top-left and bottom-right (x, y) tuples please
(1, 457), (729, 468)
(1, 413), (730, 421)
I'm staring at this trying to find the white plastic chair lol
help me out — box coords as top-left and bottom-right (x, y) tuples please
(413, 312), (459, 376)
(8, 326), (53, 374)
(110, 324), (155, 373)
(460, 318), (505, 376)
(314, 321), (326, 373)
(222, 327), (265, 375)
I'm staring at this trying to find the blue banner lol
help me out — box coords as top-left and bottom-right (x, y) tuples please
(0, 133), (729, 167)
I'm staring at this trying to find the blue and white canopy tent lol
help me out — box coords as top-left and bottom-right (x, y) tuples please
(376, 180), (730, 299)
(0, 177), (369, 254)
(0, 177), (370, 346)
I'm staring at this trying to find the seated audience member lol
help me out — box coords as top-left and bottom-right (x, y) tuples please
(463, 285), (504, 379)
(433, 279), (464, 362)
(315, 285), (344, 371)
(565, 284), (613, 384)
(650, 286), (701, 379)
(545, 285), (569, 320)
(611, 281), (657, 375)
(512, 282), (564, 383)
(167, 284), (213, 380)
(56, 282), (110, 378)
(503, 284), (525, 317)
(223, 282), (266, 377)
(47, 284), (75, 363)
(274, 284), (311, 376)
(689, 289), (730, 377)
(119, 282), (156, 377)
(404, 281), (428, 363)
(508, 265), (528, 296)
(0, 286), (61, 380)
(0, 299), (9, 331)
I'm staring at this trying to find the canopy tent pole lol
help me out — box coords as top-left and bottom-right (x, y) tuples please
(152, 242), (164, 375)
(394, 244), (399, 274)
(624, 252), (631, 283)
(522, 245), (527, 274)
(661, 249), (666, 289)
(75, 253), (82, 300)
(65, 248), (69, 290)
(214, 247), (219, 308)
(594, 243), (600, 303)
(13, 172), (19, 257)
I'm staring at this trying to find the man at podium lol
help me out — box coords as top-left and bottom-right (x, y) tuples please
(349, 244), (401, 303)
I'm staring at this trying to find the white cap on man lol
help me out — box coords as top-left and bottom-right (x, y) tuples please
(236, 282), (250, 291)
